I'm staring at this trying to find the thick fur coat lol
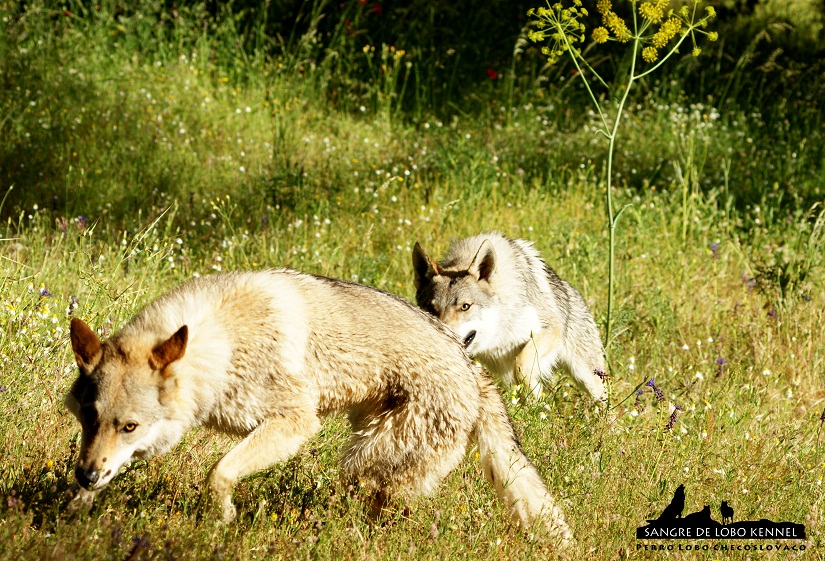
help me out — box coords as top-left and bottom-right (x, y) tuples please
(66, 270), (572, 544)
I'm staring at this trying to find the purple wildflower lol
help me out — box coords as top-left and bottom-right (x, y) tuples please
(646, 378), (665, 402)
(129, 535), (151, 557)
(39, 286), (52, 298)
(768, 308), (776, 319)
(77, 215), (88, 229)
(715, 357), (726, 377)
(665, 404), (683, 431)
(594, 368), (607, 381)
(709, 242), (719, 259)
(57, 216), (69, 234)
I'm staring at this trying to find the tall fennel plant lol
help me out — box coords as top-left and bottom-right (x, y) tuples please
(528, 0), (717, 361)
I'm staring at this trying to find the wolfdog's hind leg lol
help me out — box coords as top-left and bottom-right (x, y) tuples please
(342, 405), (471, 517)
(208, 412), (321, 522)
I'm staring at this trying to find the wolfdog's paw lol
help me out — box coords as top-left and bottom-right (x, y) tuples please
(219, 496), (238, 523)
(66, 487), (96, 514)
(546, 519), (575, 551)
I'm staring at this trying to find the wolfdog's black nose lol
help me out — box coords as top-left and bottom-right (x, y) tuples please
(75, 466), (99, 489)
(463, 331), (476, 347)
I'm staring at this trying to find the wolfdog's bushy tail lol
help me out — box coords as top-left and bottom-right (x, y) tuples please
(474, 376), (574, 546)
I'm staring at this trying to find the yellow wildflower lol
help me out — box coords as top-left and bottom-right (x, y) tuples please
(708, 31), (719, 41)
(592, 27), (609, 44)
(642, 46), (658, 62)
(652, 17), (682, 48)
(638, 1), (664, 24)
(605, 11), (632, 42)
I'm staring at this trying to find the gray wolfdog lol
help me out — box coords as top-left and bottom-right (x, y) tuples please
(66, 270), (572, 543)
(413, 232), (606, 401)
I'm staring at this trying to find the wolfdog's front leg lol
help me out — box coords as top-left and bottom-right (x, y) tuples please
(209, 413), (321, 522)
(515, 327), (561, 400)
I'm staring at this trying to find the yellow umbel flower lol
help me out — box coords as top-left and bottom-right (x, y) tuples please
(652, 17), (682, 48)
(638, 1), (664, 24)
(642, 46), (658, 62)
(604, 11), (632, 42)
(707, 31), (718, 41)
(592, 27), (609, 44)
(528, 1), (586, 64)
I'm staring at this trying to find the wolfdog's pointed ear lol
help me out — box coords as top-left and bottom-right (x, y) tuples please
(70, 318), (102, 373)
(469, 239), (496, 282)
(412, 242), (440, 289)
(150, 325), (188, 375)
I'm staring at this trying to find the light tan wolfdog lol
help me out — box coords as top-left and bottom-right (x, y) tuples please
(413, 233), (606, 402)
(66, 270), (572, 544)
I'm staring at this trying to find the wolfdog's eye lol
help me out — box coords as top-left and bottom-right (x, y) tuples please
(460, 303), (472, 311)
(122, 422), (138, 433)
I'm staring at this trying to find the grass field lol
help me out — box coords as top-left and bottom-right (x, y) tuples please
(1, 1), (824, 559)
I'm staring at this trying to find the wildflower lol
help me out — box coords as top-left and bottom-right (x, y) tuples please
(665, 404), (683, 430)
(68, 296), (79, 316)
(528, 2), (587, 63)
(646, 378), (665, 401)
(715, 357), (726, 376)
(77, 215), (88, 229)
(652, 17), (682, 49)
(709, 242), (719, 258)
(707, 31), (718, 41)
(57, 216), (68, 234)
(594, 368), (607, 381)
(39, 287), (52, 299)
(638, 1), (664, 24)
(642, 46), (658, 63)
(129, 535), (151, 557)
(692, 47), (702, 57)
(486, 68), (498, 80)
(592, 27), (609, 43)
(603, 10), (632, 42)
